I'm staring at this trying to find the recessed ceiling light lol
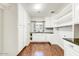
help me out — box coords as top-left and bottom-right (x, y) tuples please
(34, 4), (42, 10)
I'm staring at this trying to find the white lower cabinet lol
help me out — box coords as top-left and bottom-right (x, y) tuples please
(32, 33), (48, 42)
(64, 40), (79, 56)
(64, 46), (76, 56)
(50, 34), (64, 49)
(32, 33), (60, 42)
(32, 33), (64, 49)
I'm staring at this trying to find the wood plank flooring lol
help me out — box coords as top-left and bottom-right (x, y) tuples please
(17, 42), (64, 56)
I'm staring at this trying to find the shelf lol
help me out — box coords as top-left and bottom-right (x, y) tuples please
(55, 22), (72, 28)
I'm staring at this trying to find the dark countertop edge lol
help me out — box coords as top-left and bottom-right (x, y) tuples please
(63, 38), (79, 46)
(63, 38), (74, 43)
(31, 32), (53, 34)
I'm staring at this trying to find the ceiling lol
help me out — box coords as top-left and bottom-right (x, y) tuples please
(22, 3), (69, 18)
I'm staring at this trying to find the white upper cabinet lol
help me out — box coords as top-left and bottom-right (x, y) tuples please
(45, 17), (55, 27)
(55, 4), (72, 19)
(45, 4), (72, 28)
(18, 4), (24, 26)
(45, 18), (51, 27)
(55, 12), (72, 27)
(54, 4), (72, 27)
(74, 3), (79, 24)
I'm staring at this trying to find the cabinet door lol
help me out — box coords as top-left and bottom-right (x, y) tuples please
(45, 19), (51, 27)
(18, 26), (24, 52)
(64, 40), (79, 56)
(32, 33), (47, 42)
(50, 34), (62, 44)
(64, 46), (76, 56)
(74, 3), (79, 24)
(23, 25), (27, 46)
(18, 4), (24, 26)
(48, 34), (58, 44)
(64, 45), (79, 56)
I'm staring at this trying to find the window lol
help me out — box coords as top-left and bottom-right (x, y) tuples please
(31, 21), (45, 32)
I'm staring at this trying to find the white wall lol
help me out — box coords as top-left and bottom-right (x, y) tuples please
(3, 4), (18, 56)
(0, 9), (3, 54)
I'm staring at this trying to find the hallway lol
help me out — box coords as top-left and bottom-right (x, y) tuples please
(18, 42), (64, 56)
